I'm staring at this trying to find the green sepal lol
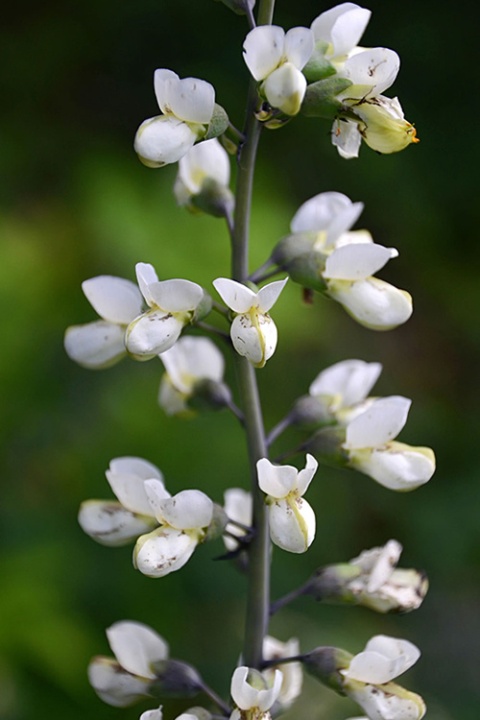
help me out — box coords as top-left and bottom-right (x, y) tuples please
(271, 232), (318, 266)
(302, 77), (352, 119)
(190, 179), (235, 218)
(302, 425), (349, 469)
(302, 646), (354, 695)
(303, 42), (336, 83)
(287, 254), (328, 293)
(150, 659), (203, 697)
(193, 290), (213, 322)
(204, 103), (229, 140)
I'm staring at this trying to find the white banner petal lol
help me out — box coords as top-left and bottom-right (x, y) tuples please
(213, 278), (257, 312)
(257, 277), (288, 312)
(158, 489), (213, 530)
(82, 276), (143, 324)
(324, 243), (397, 280)
(148, 278), (203, 312)
(290, 192), (353, 233)
(64, 321), (126, 369)
(243, 26), (285, 81)
(106, 621), (169, 678)
(257, 458), (298, 498)
(284, 27), (314, 69)
(346, 396), (411, 448)
(154, 69), (180, 113)
(167, 77), (215, 124)
(343, 48), (400, 98)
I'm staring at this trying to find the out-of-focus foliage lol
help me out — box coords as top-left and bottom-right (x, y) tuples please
(1, 1), (478, 719)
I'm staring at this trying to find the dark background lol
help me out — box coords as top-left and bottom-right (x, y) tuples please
(1, 1), (478, 719)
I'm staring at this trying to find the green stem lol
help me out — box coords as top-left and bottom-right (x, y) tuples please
(229, 0), (276, 671)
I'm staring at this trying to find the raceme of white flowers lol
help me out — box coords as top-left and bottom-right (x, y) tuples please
(134, 69), (216, 167)
(213, 277), (288, 368)
(69, 3), (433, 720)
(257, 455), (317, 553)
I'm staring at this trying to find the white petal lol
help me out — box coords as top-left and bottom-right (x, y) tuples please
(326, 277), (413, 330)
(269, 497), (316, 553)
(347, 683), (426, 720)
(336, 229), (374, 248)
(324, 243), (398, 280)
(177, 138), (231, 195)
(88, 657), (153, 707)
(263, 637), (303, 708)
(284, 27), (315, 69)
(230, 313), (278, 367)
(134, 527), (197, 577)
(223, 488), (253, 551)
(144, 479), (173, 521)
(136, 262), (159, 307)
(264, 63), (307, 115)
(257, 277), (288, 312)
(213, 278), (257, 313)
(158, 377), (188, 416)
(290, 191), (353, 233)
(140, 708), (163, 720)
(346, 396), (411, 448)
(160, 336), (224, 392)
(148, 279), (204, 312)
(367, 539), (402, 592)
(154, 68), (180, 113)
(78, 500), (155, 546)
(134, 116), (197, 167)
(126, 310), (184, 356)
(106, 621), (169, 678)
(309, 359), (382, 408)
(165, 77), (215, 124)
(64, 321), (126, 369)
(257, 458), (299, 498)
(82, 276), (143, 324)
(296, 454), (318, 495)
(332, 118), (362, 159)
(342, 48), (400, 98)
(352, 443), (435, 490)
(106, 457), (164, 516)
(312, 5), (371, 58)
(347, 635), (420, 683)
(230, 667), (282, 712)
(158, 489), (213, 530)
(243, 26), (285, 81)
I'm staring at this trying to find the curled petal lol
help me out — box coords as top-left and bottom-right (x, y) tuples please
(157, 489), (213, 530)
(257, 278), (288, 312)
(309, 359), (382, 409)
(78, 500), (156, 546)
(311, 4), (371, 58)
(341, 48), (400, 98)
(82, 276), (143, 324)
(326, 276), (413, 330)
(134, 116), (198, 167)
(257, 458), (299, 498)
(324, 243), (398, 281)
(126, 310), (184, 357)
(106, 459), (162, 516)
(269, 496), (316, 553)
(154, 69), (180, 112)
(346, 396), (411, 448)
(107, 621), (169, 679)
(231, 666), (283, 711)
(64, 321), (126, 369)
(136, 263), (160, 307)
(134, 527), (198, 577)
(213, 278), (257, 313)
(346, 635), (421, 684)
(243, 26), (285, 81)
(296, 454), (319, 495)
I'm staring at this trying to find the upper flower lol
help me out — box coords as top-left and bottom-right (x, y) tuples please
(243, 25), (314, 115)
(308, 358), (382, 418)
(126, 262), (207, 357)
(64, 274), (144, 369)
(213, 277), (288, 367)
(230, 666), (283, 720)
(344, 396), (436, 490)
(257, 454), (318, 553)
(134, 69), (215, 167)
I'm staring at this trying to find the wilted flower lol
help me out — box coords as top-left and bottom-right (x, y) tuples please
(64, 275), (144, 369)
(243, 25), (314, 115)
(257, 455), (317, 553)
(134, 69), (215, 167)
(230, 666), (283, 720)
(126, 263), (208, 358)
(213, 277), (287, 368)
(344, 396), (436, 490)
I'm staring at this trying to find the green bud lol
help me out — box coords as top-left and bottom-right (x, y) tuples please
(290, 395), (336, 427)
(302, 426), (348, 468)
(190, 178), (235, 218)
(204, 103), (230, 141)
(303, 564), (363, 602)
(150, 659), (203, 697)
(302, 77), (352, 119)
(303, 42), (336, 83)
(302, 646), (353, 694)
(193, 290), (213, 322)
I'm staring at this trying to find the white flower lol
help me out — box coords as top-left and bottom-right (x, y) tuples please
(289, 192), (412, 330)
(88, 621), (169, 707)
(213, 277), (287, 367)
(344, 396), (436, 490)
(158, 336), (225, 416)
(263, 636), (302, 709)
(223, 488), (253, 552)
(343, 635), (426, 720)
(348, 95), (419, 155)
(134, 487), (214, 577)
(230, 666), (283, 720)
(243, 25), (314, 115)
(311, 4), (371, 62)
(64, 275), (144, 369)
(126, 262), (205, 357)
(257, 455), (317, 553)
(78, 456), (164, 546)
(347, 540), (428, 613)
(309, 359), (382, 417)
(174, 138), (232, 212)
(134, 69), (215, 167)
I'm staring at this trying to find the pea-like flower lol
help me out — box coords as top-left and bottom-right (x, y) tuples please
(243, 25), (314, 116)
(230, 666), (283, 720)
(158, 336), (226, 416)
(64, 275), (144, 369)
(308, 358), (382, 419)
(88, 620), (169, 707)
(257, 455), (318, 553)
(78, 456), (164, 546)
(134, 69), (215, 167)
(134, 486), (214, 577)
(273, 192), (412, 330)
(213, 277), (287, 368)
(174, 138), (234, 217)
(344, 396), (436, 490)
(342, 635), (426, 720)
(126, 263), (208, 358)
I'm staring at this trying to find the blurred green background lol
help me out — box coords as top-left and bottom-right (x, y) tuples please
(1, 1), (478, 719)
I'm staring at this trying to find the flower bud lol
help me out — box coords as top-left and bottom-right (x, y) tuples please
(150, 659), (204, 697)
